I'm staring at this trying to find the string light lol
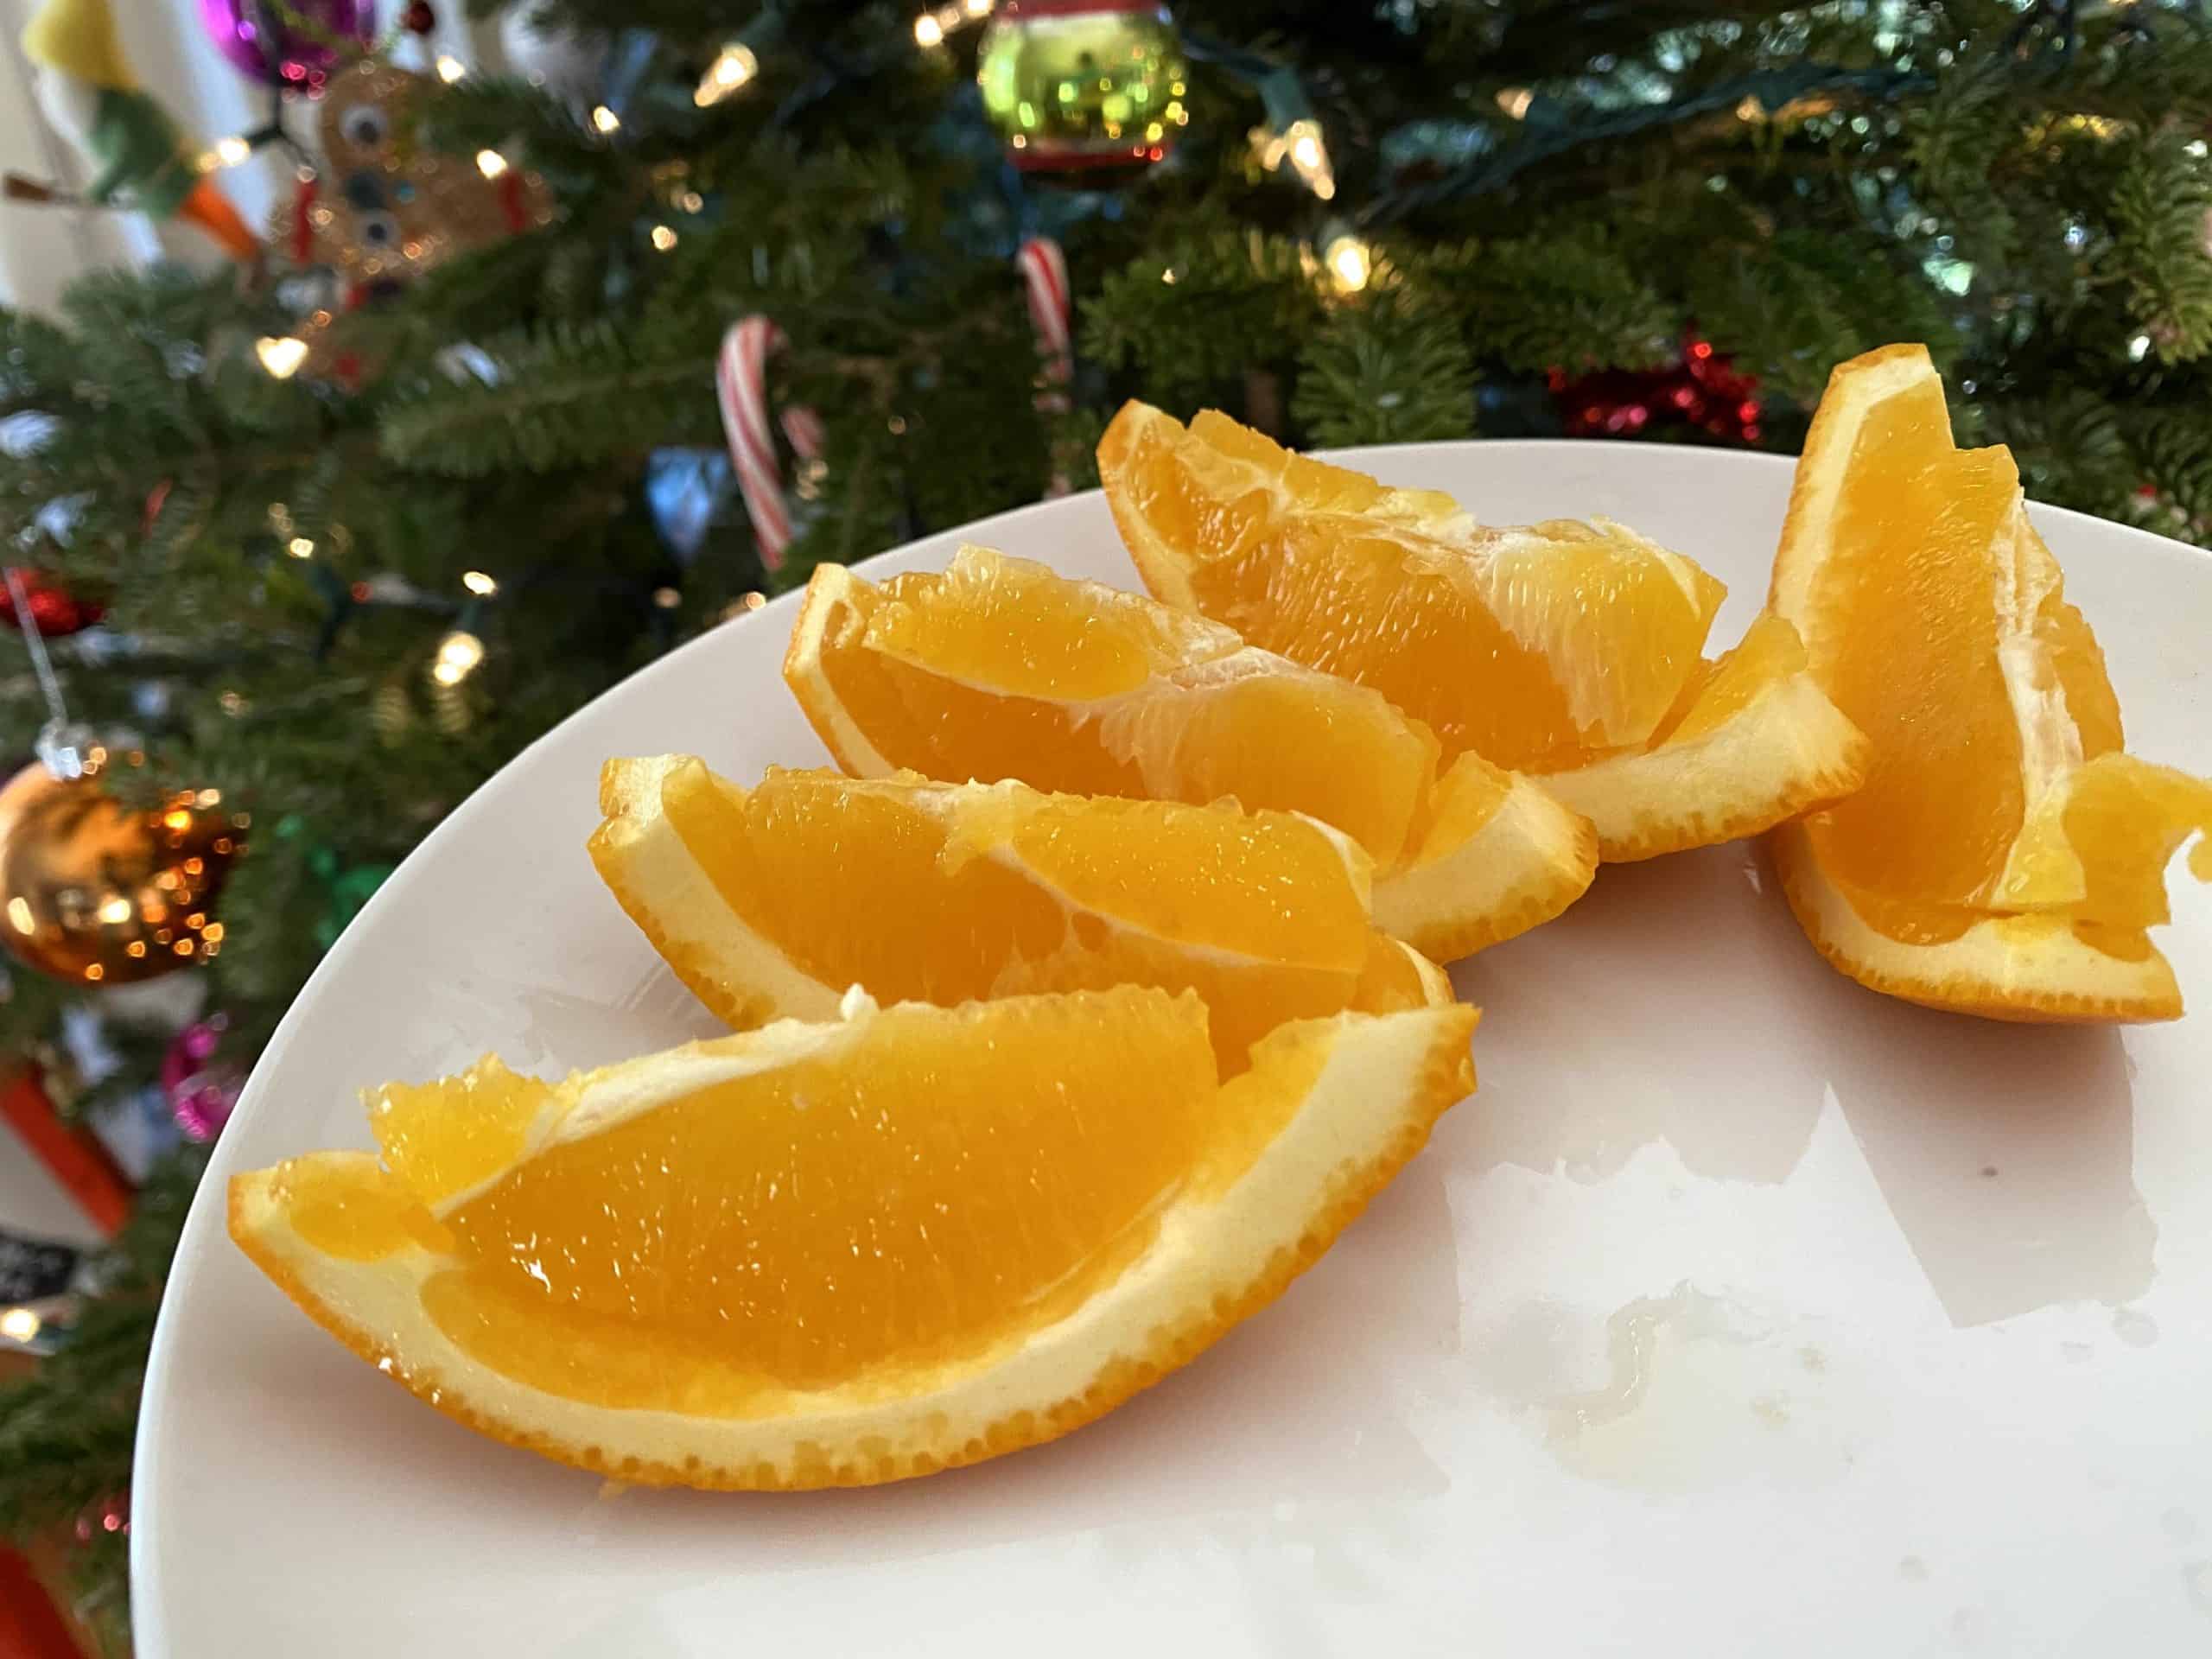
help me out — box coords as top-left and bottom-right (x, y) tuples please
(650, 224), (678, 251)
(694, 42), (758, 107)
(1253, 118), (1335, 200)
(474, 149), (510, 180)
(286, 537), (315, 559)
(590, 105), (622, 135)
(255, 336), (308, 378)
(461, 570), (498, 596)
(1324, 233), (1373, 296)
(435, 53), (467, 82)
(431, 630), (486, 686)
(912, 0), (988, 47)
(200, 134), (251, 171)
(0, 1307), (38, 1344)
(1497, 87), (1535, 119)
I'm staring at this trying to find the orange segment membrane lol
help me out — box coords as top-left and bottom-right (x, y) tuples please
(1801, 390), (2027, 918)
(408, 1009), (1340, 1417)
(1105, 405), (1727, 772)
(279, 1156), (456, 1260)
(810, 554), (1440, 865)
(439, 993), (1216, 1390)
(372, 1057), (549, 1207)
(652, 765), (1400, 1071)
(1649, 613), (1808, 747)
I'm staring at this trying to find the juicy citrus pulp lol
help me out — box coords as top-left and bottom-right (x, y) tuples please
(231, 988), (1478, 1488)
(785, 547), (1598, 957)
(1103, 404), (1726, 772)
(1769, 342), (2212, 1020)
(588, 759), (1446, 1070)
(1097, 402), (1867, 861)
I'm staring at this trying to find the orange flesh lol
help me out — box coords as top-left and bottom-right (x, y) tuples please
(1102, 405), (1728, 772)
(804, 554), (1443, 864)
(281, 1157), (455, 1260)
(1799, 385), (2027, 912)
(1787, 350), (2211, 967)
(296, 990), (1371, 1413)
(653, 766), (1414, 1071)
(372, 1058), (546, 1207)
(1652, 612), (1808, 747)
(264, 1001), (1351, 1416)
(2010, 754), (2212, 929)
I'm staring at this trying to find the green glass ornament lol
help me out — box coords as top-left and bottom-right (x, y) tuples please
(976, 2), (1188, 174)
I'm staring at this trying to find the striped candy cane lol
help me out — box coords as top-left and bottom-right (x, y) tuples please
(717, 317), (824, 573)
(1017, 236), (1074, 496)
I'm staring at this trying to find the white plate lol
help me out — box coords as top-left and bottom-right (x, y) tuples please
(136, 442), (2212, 1658)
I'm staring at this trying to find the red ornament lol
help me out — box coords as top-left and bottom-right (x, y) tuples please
(1549, 336), (1764, 446)
(0, 571), (100, 637)
(401, 0), (436, 34)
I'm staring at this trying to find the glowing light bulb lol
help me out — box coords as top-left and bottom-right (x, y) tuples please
(694, 43), (758, 106)
(256, 336), (308, 378)
(287, 537), (315, 558)
(461, 570), (498, 596)
(913, 12), (944, 45)
(475, 149), (509, 179)
(1255, 119), (1335, 201)
(650, 224), (678, 251)
(435, 53), (467, 82)
(1325, 234), (1373, 296)
(433, 630), (486, 685)
(590, 105), (621, 135)
(0, 1307), (39, 1344)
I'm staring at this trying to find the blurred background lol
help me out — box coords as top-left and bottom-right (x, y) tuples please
(3, 1), (2211, 1649)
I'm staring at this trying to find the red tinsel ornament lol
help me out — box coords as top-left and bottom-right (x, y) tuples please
(0, 570), (100, 637)
(1549, 337), (1764, 446)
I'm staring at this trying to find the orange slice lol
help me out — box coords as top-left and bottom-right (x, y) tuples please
(230, 987), (1478, 1490)
(1098, 402), (1867, 861)
(784, 547), (1596, 959)
(1768, 343), (2212, 1020)
(588, 760), (1449, 1071)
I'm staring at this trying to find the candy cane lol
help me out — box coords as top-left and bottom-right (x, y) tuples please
(1017, 236), (1074, 496)
(717, 316), (825, 572)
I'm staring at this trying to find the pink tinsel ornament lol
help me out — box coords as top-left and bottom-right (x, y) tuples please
(197, 0), (375, 94)
(162, 1014), (242, 1141)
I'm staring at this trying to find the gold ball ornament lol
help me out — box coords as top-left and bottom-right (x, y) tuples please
(0, 758), (244, 985)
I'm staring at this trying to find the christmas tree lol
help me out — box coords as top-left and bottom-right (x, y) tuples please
(8, 0), (2212, 1641)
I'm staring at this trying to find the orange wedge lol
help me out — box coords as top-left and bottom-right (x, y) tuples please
(1768, 343), (2212, 1020)
(1098, 402), (1868, 861)
(588, 760), (1449, 1071)
(230, 987), (1478, 1490)
(785, 548), (1596, 959)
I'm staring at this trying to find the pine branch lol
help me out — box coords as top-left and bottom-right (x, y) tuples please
(2107, 128), (2212, 363)
(1293, 291), (1477, 445)
(378, 325), (715, 474)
